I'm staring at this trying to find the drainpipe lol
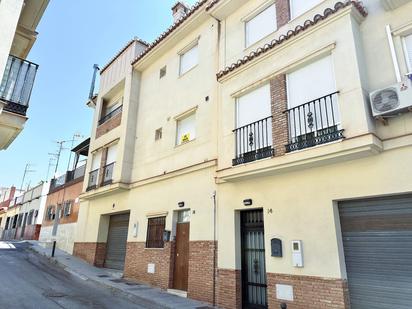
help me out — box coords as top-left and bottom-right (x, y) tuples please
(212, 190), (217, 306)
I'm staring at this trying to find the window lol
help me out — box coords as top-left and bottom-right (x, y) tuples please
(179, 43), (198, 75)
(245, 3), (277, 48)
(177, 209), (191, 223)
(99, 97), (123, 125)
(46, 206), (55, 221)
(146, 216), (166, 248)
(106, 144), (117, 166)
(63, 201), (72, 217)
(404, 34), (412, 72)
(155, 128), (163, 141)
(160, 66), (167, 78)
(290, 0), (322, 19)
(176, 113), (196, 145)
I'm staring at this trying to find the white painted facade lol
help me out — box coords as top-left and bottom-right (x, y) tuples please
(39, 223), (77, 254)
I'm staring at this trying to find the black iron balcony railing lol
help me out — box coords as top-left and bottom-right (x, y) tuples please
(0, 55), (39, 116)
(233, 116), (274, 166)
(86, 169), (99, 191)
(284, 91), (344, 152)
(98, 105), (122, 125)
(101, 162), (115, 186)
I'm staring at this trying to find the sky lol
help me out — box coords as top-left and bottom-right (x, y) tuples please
(0, 0), (197, 189)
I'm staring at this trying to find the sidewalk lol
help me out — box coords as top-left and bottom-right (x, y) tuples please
(27, 241), (215, 309)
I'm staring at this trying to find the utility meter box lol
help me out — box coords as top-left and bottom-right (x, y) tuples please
(292, 240), (303, 267)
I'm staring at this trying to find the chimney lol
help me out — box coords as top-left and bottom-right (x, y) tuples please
(172, 2), (189, 23)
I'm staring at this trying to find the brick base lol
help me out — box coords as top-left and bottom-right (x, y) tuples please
(217, 268), (242, 309)
(187, 241), (217, 304)
(73, 242), (107, 267)
(267, 273), (350, 309)
(124, 242), (173, 289)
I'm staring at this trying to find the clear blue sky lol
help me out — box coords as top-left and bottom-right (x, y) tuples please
(0, 0), (196, 189)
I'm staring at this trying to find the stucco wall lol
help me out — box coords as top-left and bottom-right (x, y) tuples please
(39, 223), (77, 254)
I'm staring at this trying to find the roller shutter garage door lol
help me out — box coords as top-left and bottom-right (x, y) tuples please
(339, 195), (412, 309)
(104, 213), (130, 270)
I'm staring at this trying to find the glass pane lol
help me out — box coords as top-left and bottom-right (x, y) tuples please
(177, 210), (190, 223)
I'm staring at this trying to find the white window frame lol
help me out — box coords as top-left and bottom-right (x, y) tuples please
(402, 33), (412, 73)
(176, 111), (196, 146)
(179, 41), (199, 76)
(244, 2), (278, 48)
(289, 0), (322, 20)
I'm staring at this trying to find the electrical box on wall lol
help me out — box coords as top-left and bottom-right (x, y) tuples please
(271, 238), (283, 257)
(292, 240), (303, 267)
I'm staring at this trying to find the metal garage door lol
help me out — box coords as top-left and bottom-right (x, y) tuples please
(339, 195), (412, 309)
(104, 213), (130, 270)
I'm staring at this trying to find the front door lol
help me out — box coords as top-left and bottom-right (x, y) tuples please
(173, 210), (190, 291)
(241, 209), (268, 309)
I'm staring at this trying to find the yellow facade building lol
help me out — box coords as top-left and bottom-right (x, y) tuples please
(75, 1), (412, 308)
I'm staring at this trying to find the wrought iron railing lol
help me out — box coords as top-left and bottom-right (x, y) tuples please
(0, 55), (38, 116)
(233, 116), (274, 166)
(98, 105), (122, 125)
(101, 162), (115, 186)
(87, 169), (99, 191)
(284, 91), (343, 152)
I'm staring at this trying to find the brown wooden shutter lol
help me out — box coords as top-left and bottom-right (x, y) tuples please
(146, 216), (166, 248)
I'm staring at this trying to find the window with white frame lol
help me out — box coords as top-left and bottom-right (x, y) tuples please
(245, 3), (277, 48)
(176, 113), (196, 145)
(88, 151), (101, 188)
(404, 33), (412, 72)
(235, 84), (272, 153)
(290, 0), (322, 19)
(286, 55), (339, 138)
(179, 43), (198, 75)
(106, 144), (117, 166)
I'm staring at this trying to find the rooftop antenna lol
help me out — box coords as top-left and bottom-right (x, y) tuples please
(20, 163), (35, 191)
(89, 64), (100, 100)
(46, 157), (56, 181)
(66, 132), (84, 172)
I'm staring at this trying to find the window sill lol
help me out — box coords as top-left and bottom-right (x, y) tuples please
(144, 247), (165, 250)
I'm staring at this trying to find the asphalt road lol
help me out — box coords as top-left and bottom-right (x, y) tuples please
(0, 241), (147, 309)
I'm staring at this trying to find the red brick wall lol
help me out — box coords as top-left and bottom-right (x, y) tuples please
(276, 0), (291, 29)
(124, 242), (174, 290)
(187, 241), (217, 303)
(267, 273), (349, 309)
(270, 75), (289, 157)
(217, 268), (242, 309)
(73, 242), (107, 267)
(95, 112), (122, 139)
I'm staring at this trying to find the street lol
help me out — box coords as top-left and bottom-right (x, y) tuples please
(0, 242), (147, 309)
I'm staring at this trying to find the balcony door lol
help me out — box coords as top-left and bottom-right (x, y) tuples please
(234, 84), (273, 164)
(286, 56), (340, 145)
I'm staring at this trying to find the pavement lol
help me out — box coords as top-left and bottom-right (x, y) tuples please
(16, 240), (215, 309)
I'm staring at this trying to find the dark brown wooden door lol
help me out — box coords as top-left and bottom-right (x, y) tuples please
(173, 222), (190, 291)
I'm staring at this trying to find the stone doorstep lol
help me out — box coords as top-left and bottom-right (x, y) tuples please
(27, 242), (216, 309)
(167, 289), (188, 298)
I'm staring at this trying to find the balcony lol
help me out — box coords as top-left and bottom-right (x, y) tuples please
(101, 162), (115, 186)
(50, 164), (86, 192)
(284, 92), (344, 152)
(98, 105), (122, 125)
(87, 169), (99, 191)
(0, 55), (38, 116)
(233, 116), (274, 166)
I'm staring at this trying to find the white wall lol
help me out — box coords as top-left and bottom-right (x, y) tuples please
(0, 0), (24, 81)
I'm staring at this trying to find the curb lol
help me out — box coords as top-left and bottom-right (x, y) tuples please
(26, 245), (179, 309)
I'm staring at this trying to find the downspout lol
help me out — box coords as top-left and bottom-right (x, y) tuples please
(207, 11), (222, 307)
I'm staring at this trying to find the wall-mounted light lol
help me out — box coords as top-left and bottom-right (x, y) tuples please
(178, 201), (185, 208)
(243, 199), (253, 206)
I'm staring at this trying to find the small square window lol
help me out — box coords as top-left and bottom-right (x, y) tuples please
(160, 66), (167, 78)
(179, 44), (199, 75)
(155, 128), (163, 141)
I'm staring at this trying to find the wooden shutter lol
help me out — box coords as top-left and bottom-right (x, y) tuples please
(146, 217), (166, 248)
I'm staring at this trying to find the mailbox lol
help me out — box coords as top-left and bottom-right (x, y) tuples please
(163, 230), (171, 242)
(271, 238), (283, 257)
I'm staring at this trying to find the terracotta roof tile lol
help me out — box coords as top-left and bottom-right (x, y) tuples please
(205, 0), (220, 11)
(131, 0), (208, 66)
(216, 1), (367, 80)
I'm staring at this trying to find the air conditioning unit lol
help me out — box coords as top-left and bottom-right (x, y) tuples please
(369, 80), (412, 117)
